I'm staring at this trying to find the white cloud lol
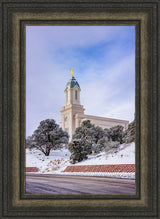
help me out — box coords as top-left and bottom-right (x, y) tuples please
(80, 53), (135, 122)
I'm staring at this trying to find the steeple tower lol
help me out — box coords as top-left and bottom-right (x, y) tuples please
(60, 70), (129, 141)
(61, 70), (85, 140)
(64, 69), (81, 106)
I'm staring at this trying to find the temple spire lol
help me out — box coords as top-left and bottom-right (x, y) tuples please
(70, 69), (74, 77)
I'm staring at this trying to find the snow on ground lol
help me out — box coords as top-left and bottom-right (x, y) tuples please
(74, 142), (135, 166)
(26, 148), (71, 173)
(26, 142), (135, 178)
(56, 172), (135, 179)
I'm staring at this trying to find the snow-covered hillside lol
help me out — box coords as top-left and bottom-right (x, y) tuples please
(26, 148), (71, 173)
(26, 142), (135, 175)
(74, 142), (135, 166)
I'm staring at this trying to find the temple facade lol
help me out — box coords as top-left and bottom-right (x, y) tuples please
(61, 71), (129, 140)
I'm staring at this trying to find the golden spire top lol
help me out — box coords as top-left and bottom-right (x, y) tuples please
(70, 69), (74, 77)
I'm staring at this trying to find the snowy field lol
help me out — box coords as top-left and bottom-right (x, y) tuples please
(26, 142), (135, 178)
(26, 143), (135, 178)
(26, 148), (71, 173)
(74, 142), (135, 165)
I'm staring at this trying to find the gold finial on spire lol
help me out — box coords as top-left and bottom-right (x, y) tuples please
(70, 69), (74, 77)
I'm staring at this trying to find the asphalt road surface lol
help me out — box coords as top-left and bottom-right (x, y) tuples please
(26, 174), (135, 195)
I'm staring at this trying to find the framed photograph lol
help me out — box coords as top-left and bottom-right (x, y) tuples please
(0, 0), (159, 218)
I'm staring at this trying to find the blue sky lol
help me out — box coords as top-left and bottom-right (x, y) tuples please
(26, 26), (135, 137)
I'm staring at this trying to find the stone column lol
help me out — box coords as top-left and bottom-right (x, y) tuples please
(75, 114), (79, 129)
(69, 112), (73, 142)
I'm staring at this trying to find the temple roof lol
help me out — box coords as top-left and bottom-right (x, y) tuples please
(66, 76), (80, 88)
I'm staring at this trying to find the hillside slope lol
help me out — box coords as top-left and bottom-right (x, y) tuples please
(26, 142), (135, 175)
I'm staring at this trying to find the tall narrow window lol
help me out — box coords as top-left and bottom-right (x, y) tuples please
(66, 91), (68, 102)
(75, 90), (77, 100)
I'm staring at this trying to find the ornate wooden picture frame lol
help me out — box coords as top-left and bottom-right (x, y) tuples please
(0, 0), (159, 218)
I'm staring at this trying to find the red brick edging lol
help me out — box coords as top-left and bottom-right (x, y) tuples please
(26, 167), (39, 172)
(63, 164), (135, 173)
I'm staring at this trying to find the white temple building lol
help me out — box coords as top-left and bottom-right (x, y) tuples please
(61, 70), (129, 140)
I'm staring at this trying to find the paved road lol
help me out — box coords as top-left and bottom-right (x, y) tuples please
(26, 174), (135, 195)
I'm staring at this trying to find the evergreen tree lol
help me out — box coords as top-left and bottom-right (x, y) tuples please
(122, 120), (135, 143)
(29, 119), (69, 156)
(72, 120), (106, 154)
(69, 120), (109, 163)
(68, 139), (88, 164)
(72, 120), (95, 154)
(92, 136), (109, 154)
(69, 121), (127, 163)
(105, 125), (124, 144)
(25, 135), (35, 149)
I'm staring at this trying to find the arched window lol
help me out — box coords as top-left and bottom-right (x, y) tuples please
(75, 90), (77, 100)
